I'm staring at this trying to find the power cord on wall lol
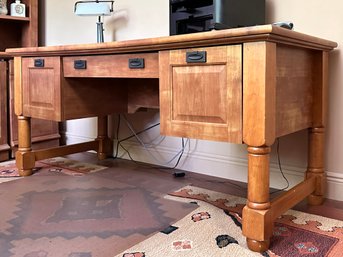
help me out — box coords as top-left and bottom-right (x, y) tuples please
(113, 114), (161, 160)
(112, 115), (290, 194)
(195, 139), (291, 195)
(112, 114), (187, 170)
(113, 114), (121, 159)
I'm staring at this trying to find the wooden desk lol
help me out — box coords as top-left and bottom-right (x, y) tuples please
(6, 25), (337, 252)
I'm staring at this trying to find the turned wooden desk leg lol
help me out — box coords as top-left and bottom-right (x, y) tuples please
(15, 116), (35, 176)
(243, 146), (273, 252)
(306, 127), (326, 205)
(97, 115), (113, 160)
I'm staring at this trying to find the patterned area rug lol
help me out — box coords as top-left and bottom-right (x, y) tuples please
(0, 157), (108, 177)
(0, 167), (197, 257)
(117, 186), (343, 257)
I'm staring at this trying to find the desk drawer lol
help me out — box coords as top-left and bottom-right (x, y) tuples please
(63, 53), (159, 78)
(159, 45), (242, 143)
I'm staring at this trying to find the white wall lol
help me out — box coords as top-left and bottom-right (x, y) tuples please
(41, 0), (169, 45)
(42, 0), (343, 200)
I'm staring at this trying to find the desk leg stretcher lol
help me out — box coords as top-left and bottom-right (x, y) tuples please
(15, 115), (112, 176)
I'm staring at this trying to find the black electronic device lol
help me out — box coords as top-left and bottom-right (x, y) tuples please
(173, 171), (186, 178)
(170, 0), (265, 35)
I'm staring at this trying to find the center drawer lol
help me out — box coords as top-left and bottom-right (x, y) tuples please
(63, 53), (159, 78)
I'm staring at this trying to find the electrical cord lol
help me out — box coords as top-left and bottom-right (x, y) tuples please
(112, 115), (289, 194)
(113, 114), (121, 159)
(270, 138), (290, 195)
(121, 115), (164, 148)
(113, 115), (160, 159)
(186, 139), (291, 195)
(121, 114), (188, 167)
(113, 114), (187, 169)
(117, 136), (187, 169)
(158, 137), (186, 169)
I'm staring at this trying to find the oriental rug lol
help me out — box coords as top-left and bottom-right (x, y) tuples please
(118, 186), (343, 257)
(0, 165), (197, 257)
(0, 157), (107, 177)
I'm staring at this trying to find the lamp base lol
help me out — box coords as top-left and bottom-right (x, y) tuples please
(96, 20), (105, 43)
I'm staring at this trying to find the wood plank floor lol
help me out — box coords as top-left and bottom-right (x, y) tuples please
(71, 152), (343, 221)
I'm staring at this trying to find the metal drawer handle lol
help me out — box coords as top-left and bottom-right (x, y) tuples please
(186, 51), (207, 63)
(34, 59), (45, 67)
(74, 60), (87, 69)
(129, 58), (145, 69)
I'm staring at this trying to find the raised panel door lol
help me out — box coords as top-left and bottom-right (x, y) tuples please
(9, 60), (60, 155)
(22, 57), (62, 121)
(160, 45), (242, 143)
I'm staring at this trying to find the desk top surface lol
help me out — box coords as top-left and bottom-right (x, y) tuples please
(6, 25), (337, 57)
(0, 52), (11, 58)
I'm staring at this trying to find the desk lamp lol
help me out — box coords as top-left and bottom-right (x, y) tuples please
(74, 0), (114, 43)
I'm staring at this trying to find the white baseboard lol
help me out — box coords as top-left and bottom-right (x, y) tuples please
(326, 172), (343, 201)
(64, 132), (96, 144)
(64, 132), (343, 201)
(117, 140), (305, 186)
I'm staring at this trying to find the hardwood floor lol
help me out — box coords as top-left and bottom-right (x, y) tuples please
(70, 152), (343, 221)
(2, 151), (341, 221)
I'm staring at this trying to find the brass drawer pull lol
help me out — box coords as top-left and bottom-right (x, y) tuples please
(186, 51), (207, 63)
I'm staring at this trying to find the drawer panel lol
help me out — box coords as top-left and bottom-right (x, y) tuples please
(22, 57), (62, 121)
(63, 53), (159, 78)
(159, 45), (243, 143)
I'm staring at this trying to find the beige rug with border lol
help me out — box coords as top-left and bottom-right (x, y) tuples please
(116, 185), (343, 257)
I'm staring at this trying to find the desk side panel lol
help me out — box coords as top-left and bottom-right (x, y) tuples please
(275, 46), (316, 137)
(0, 61), (10, 160)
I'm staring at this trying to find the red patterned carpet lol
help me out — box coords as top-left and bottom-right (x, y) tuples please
(118, 186), (343, 257)
(0, 160), (197, 257)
